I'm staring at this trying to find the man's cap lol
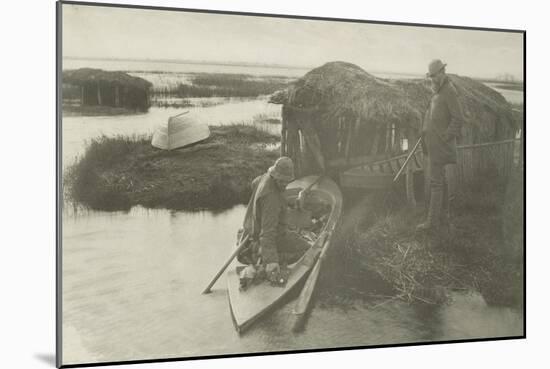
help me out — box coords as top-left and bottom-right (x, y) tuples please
(427, 59), (447, 77)
(268, 156), (295, 182)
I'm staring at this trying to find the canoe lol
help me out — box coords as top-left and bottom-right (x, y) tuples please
(227, 175), (343, 333)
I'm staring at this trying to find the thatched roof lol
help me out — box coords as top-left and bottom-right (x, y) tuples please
(63, 68), (152, 91)
(278, 61), (517, 133)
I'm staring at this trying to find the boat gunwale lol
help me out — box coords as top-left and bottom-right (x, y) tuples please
(227, 176), (343, 333)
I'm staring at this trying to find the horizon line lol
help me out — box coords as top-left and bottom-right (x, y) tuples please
(63, 56), (315, 71)
(62, 56), (523, 82)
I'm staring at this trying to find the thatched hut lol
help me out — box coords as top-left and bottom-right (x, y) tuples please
(63, 68), (153, 112)
(274, 61), (517, 179)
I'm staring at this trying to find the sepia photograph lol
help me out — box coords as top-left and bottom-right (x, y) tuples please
(57, 1), (525, 367)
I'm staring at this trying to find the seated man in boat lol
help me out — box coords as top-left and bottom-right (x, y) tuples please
(238, 156), (307, 287)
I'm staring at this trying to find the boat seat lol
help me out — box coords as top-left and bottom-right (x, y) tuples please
(282, 207), (312, 229)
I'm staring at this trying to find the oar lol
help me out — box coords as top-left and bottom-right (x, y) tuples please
(292, 230), (331, 332)
(296, 175), (323, 210)
(202, 234), (250, 294)
(393, 137), (422, 182)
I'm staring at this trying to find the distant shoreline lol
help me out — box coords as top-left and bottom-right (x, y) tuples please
(62, 58), (523, 84)
(63, 56), (313, 71)
(484, 82), (524, 91)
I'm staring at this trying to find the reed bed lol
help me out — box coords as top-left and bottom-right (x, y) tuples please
(63, 125), (280, 211)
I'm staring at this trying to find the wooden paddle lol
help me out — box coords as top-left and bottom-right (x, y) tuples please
(202, 233), (250, 294)
(292, 230), (331, 332)
(296, 175), (323, 210)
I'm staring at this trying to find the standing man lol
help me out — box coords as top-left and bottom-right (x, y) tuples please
(417, 59), (464, 232)
(239, 156), (295, 285)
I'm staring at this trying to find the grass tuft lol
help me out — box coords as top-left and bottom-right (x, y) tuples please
(64, 125), (280, 211)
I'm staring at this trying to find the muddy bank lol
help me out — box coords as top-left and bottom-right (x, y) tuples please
(64, 124), (280, 211)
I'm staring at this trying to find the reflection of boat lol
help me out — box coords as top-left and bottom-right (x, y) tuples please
(227, 175), (342, 333)
(151, 111), (210, 150)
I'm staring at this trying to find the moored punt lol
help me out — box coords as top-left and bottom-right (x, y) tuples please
(227, 175), (342, 333)
(151, 111), (211, 150)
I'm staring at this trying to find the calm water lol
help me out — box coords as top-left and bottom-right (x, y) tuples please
(61, 60), (523, 365)
(62, 206), (522, 365)
(484, 83), (524, 105)
(62, 98), (281, 166)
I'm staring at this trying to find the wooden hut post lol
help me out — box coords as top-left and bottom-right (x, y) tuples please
(114, 85), (120, 107)
(337, 117), (343, 156)
(385, 121), (392, 157)
(281, 107), (287, 156)
(302, 120), (325, 174)
(294, 126), (302, 177)
(96, 81), (102, 106)
(519, 127), (524, 169)
(406, 128), (417, 208)
(370, 127), (381, 156)
(287, 122), (300, 177)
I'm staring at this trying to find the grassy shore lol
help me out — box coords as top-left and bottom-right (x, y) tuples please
(64, 124), (280, 211)
(155, 73), (292, 98)
(492, 83), (524, 91)
(319, 168), (524, 309)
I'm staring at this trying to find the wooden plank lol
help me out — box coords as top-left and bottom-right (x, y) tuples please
(339, 138), (519, 192)
(345, 120), (353, 161)
(406, 129), (417, 208)
(328, 153), (387, 170)
(463, 147), (470, 183)
(340, 171), (393, 189)
(370, 129), (381, 156)
(457, 139), (515, 149)
(385, 122), (391, 154)
(302, 122), (326, 173)
(506, 142), (515, 176)
(337, 117), (343, 155)
(280, 115), (287, 156)
(456, 150), (462, 185)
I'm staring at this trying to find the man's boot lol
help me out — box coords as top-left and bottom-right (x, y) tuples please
(440, 183), (451, 231)
(417, 188), (443, 232)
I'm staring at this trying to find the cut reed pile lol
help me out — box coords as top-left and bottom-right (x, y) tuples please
(329, 168), (523, 308)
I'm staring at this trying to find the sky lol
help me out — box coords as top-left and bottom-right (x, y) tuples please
(62, 4), (524, 80)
